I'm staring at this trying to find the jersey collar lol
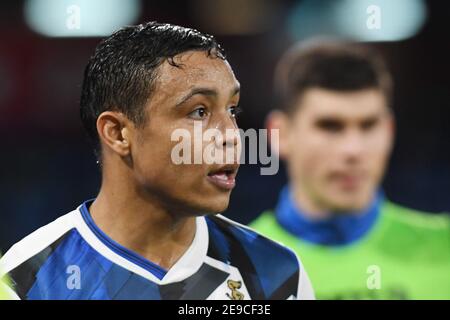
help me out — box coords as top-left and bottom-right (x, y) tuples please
(76, 199), (209, 284)
(275, 186), (383, 246)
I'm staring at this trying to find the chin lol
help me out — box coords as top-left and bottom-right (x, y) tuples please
(187, 195), (231, 215)
(208, 195), (232, 213)
(323, 186), (373, 212)
(206, 200), (230, 214)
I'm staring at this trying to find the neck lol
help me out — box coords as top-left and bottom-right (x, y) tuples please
(290, 185), (335, 220)
(89, 162), (196, 270)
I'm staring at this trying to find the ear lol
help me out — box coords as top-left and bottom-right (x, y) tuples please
(386, 111), (396, 153)
(266, 110), (290, 160)
(96, 111), (132, 157)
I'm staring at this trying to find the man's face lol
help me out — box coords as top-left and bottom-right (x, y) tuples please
(129, 50), (241, 216)
(281, 88), (393, 213)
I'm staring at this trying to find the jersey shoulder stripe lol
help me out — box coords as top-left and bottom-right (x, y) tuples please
(206, 214), (312, 299)
(0, 211), (76, 277)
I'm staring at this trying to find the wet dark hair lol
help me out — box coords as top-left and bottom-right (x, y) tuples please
(80, 21), (226, 158)
(274, 40), (393, 114)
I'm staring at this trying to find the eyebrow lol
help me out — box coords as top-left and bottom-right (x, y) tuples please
(313, 114), (384, 128)
(175, 85), (240, 108)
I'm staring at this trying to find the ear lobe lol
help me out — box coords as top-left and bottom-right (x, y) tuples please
(96, 111), (131, 157)
(266, 110), (290, 159)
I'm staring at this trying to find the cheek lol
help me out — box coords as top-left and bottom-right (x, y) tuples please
(288, 129), (332, 181)
(365, 129), (393, 172)
(132, 126), (208, 193)
(132, 127), (184, 184)
(133, 144), (173, 186)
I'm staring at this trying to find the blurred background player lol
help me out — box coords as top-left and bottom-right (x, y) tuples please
(251, 40), (450, 299)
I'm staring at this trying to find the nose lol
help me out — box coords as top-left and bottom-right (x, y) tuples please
(212, 112), (240, 148)
(339, 129), (365, 163)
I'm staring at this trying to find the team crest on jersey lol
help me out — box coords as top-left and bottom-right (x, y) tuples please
(226, 279), (244, 300)
(203, 257), (250, 300)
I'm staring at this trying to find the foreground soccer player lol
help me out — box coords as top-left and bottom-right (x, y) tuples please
(0, 22), (314, 300)
(251, 41), (450, 299)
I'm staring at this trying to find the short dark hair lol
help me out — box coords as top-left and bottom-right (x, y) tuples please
(80, 21), (226, 158)
(274, 40), (393, 114)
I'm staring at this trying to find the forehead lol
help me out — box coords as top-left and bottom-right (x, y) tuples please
(154, 50), (238, 96)
(297, 88), (388, 120)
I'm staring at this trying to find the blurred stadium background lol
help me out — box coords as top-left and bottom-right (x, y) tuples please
(0, 0), (449, 253)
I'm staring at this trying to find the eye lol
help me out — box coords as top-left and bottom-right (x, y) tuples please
(316, 119), (344, 133)
(188, 106), (208, 120)
(228, 105), (242, 118)
(361, 118), (379, 131)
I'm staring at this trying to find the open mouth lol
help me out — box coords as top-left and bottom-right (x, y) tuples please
(206, 164), (239, 191)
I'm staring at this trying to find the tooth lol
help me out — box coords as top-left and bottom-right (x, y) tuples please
(214, 173), (228, 181)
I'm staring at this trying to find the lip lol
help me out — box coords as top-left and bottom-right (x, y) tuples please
(207, 164), (238, 191)
(332, 172), (364, 190)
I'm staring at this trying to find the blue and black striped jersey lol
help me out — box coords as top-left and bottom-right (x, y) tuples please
(0, 200), (314, 300)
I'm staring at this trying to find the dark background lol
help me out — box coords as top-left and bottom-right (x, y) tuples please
(1, 0), (449, 253)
